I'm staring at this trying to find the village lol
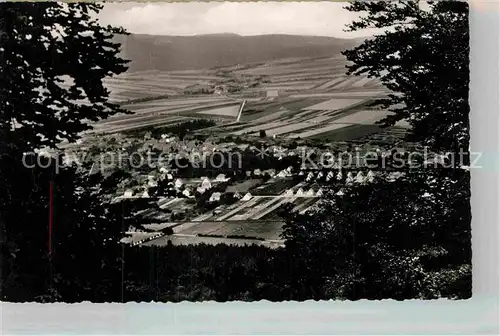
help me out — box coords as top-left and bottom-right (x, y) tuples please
(62, 126), (418, 249)
(51, 44), (435, 250)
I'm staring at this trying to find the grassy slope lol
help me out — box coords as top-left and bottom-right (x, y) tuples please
(116, 33), (360, 72)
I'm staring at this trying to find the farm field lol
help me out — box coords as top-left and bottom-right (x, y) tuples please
(289, 123), (354, 139)
(138, 190), (322, 246)
(174, 220), (284, 240)
(158, 198), (192, 212)
(223, 102), (398, 140)
(125, 169), (365, 248)
(92, 96), (244, 134)
(226, 179), (263, 193)
(325, 109), (391, 124)
(85, 49), (408, 144)
(290, 91), (388, 98)
(255, 122), (313, 137)
(305, 124), (383, 141)
(196, 105), (242, 117)
(253, 178), (299, 195)
(304, 98), (365, 111)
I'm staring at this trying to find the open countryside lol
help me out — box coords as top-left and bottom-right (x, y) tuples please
(69, 36), (413, 249)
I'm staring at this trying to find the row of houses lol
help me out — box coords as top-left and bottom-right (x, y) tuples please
(302, 170), (376, 184)
(283, 187), (323, 198)
(247, 166), (294, 178)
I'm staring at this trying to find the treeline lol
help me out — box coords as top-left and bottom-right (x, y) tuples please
(121, 94), (171, 106)
(75, 244), (287, 303)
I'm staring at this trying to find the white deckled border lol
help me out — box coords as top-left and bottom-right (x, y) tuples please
(1, 1), (499, 335)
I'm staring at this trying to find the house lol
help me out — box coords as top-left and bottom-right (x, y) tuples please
(174, 178), (184, 189)
(336, 189), (345, 196)
(346, 172), (354, 184)
(316, 171), (324, 180)
(305, 188), (316, 197)
(306, 172), (314, 181)
(366, 170), (375, 182)
(196, 186), (207, 194)
(277, 170), (288, 178)
(336, 171), (343, 181)
(245, 171), (252, 177)
(295, 188), (304, 197)
(233, 191), (242, 199)
(284, 189), (294, 197)
(215, 174), (229, 182)
(201, 178), (212, 190)
(316, 188), (324, 197)
(142, 190), (149, 198)
(182, 189), (192, 198)
(355, 171), (365, 184)
(242, 193), (253, 201)
(253, 169), (262, 176)
(209, 192), (222, 202)
(123, 189), (134, 198)
(298, 171), (304, 176)
(263, 169), (276, 177)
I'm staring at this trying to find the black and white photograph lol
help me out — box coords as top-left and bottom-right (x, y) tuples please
(1, 1), (473, 305)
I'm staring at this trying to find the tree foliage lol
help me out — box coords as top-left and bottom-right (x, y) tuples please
(0, 2), (129, 149)
(342, 1), (469, 153)
(0, 2), (129, 301)
(282, 169), (471, 300)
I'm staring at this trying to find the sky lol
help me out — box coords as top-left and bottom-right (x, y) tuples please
(98, 2), (380, 38)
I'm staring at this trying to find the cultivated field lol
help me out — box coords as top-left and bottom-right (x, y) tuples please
(86, 51), (408, 142)
(173, 220), (284, 240)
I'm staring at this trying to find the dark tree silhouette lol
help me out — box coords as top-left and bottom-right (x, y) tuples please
(0, 3), (130, 301)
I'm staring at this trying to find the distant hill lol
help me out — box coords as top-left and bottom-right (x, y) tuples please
(115, 34), (362, 72)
